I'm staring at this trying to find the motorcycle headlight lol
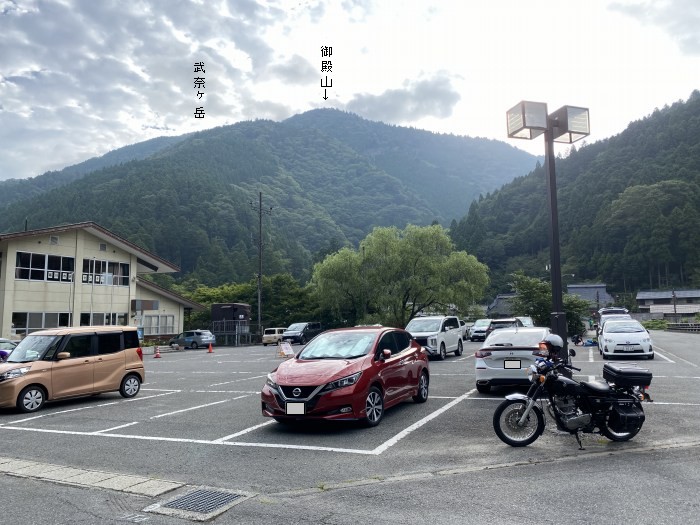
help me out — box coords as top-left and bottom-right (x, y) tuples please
(0, 366), (30, 381)
(527, 364), (538, 383)
(321, 372), (362, 393)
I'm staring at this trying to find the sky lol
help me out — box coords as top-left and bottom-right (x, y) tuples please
(1, 0), (699, 181)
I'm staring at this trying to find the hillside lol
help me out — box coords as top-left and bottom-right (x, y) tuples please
(0, 110), (538, 285)
(451, 90), (700, 296)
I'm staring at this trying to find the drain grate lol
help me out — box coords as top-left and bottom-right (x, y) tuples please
(163, 489), (242, 514)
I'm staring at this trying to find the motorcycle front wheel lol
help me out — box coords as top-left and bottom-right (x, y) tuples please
(493, 399), (545, 447)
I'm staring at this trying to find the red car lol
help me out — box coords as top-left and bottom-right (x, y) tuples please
(261, 326), (430, 426)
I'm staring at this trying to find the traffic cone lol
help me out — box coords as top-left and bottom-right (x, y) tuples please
(208, 343), (214, 353)
(154, 346), (162, 359)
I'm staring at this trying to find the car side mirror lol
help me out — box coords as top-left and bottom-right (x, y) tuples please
(381, 349), (391, 359)
(57, 352), (71, 360)
(569, 349), (576, 358)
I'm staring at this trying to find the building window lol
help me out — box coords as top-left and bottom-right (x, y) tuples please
(15, 252), (74, 282)
(82, 258), (130, 286)
(143, 315), (174, 335)
(12, 311), (73, 336)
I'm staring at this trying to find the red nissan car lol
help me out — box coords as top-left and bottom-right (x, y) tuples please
(261, 326), (430, 426)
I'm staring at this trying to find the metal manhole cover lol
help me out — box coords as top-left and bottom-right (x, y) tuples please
(164, 489), (241, 513)
(145, 486), (256, 521)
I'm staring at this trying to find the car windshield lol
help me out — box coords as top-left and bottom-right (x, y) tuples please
(7, 335), (62, 363)
(0, 341), (16, 351)
(474, 319), (490, 327)
(405, 319), (441, 332)
(484, 329), (547, 347)
(298, 331), (375, 359)
(606, 322), (645, 333)
(286, 323), (306, 331)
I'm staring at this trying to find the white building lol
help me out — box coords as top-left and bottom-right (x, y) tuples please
(0, 222), (202, 340)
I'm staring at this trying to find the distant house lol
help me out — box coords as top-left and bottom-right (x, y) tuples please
(0, 222), (203, 340)
(486, 293), (516, 318)
(566, 284), (615, 312)
(636, 290), (700, 316)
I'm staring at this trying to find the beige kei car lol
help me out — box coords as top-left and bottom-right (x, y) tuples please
(0, 326), (145, 413)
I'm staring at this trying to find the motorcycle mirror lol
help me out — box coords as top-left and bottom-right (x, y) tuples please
(569, 349), (576, 357)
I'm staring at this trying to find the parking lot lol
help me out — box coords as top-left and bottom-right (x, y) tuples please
(1, 330), (700, 523)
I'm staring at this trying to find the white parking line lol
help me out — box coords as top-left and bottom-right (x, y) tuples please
(209, 375), (266, 387)
(149, 397), (243, 420)
(588, 348), (594, 362)
(93, 422), (139, 433)
(652, 348), (676, 363)
(213, 421), (276, 443)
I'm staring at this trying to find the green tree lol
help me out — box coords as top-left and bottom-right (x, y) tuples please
(310, 224), (489, 327)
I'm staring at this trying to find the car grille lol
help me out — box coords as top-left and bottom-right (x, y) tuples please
(279, 385), (319, 399)
(414, 337), (429, 346)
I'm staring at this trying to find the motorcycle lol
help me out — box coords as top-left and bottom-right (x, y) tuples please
(493, 348), (653, 449)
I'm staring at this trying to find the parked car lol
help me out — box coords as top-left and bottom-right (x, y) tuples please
(474, 327), (551, 394)
(262, 327), (286, 346)
(282, 322), (323, 345)
(0, 338), (17, 361)
(599, 319), (654, 360)
(469, 319), (491, 342)
(168, 329), (216, 349)
(0, 326), (144, 413)
(459, 319), (468, 340)
(405, 315), (463, 360)
(483, 317), (524, 340)
(515, 316), (534, 327)
(261, 325), (429, 426)
(597, 313), (633, 338)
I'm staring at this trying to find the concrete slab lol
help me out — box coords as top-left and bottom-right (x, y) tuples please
(62, 470), (118, 485)
(40, 467), (90, 481)
(0, 460), (39, 473)
(93, 474), (152, 491)
(122, 479), (183, 497)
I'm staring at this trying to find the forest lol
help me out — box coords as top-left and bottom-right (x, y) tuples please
(0, 108), (536, 288)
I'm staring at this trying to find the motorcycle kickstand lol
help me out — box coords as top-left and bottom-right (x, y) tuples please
(574, 432), (585, 450)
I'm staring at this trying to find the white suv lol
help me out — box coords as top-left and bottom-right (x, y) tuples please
(405, 315), (463, 360)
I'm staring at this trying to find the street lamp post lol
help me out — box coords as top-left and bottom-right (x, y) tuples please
(507, 101), (590, 362)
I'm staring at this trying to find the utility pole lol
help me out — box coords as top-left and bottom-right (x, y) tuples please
(250, 191), (272, 339)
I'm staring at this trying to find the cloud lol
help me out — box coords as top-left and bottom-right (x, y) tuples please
(344, 73), (461, 123)
(609, 0), (700, 55)
(266, 54), (317, 85)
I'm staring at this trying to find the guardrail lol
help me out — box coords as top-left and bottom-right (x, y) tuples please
(666, 323), (700, 333)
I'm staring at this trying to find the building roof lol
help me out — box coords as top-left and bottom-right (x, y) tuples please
(136, 277), (204, 311)
(566, 284), (615, 306)
(486, 293), (516, 317)
(637, 290), (700, 300)
(0, 221), (179, 274)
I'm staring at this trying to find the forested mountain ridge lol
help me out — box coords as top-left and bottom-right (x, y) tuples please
(0, 109), (538, 286)
(451, 90), (700, 295)
(0, 134), (189, 206)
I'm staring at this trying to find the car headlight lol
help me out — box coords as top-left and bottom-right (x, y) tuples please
(428, 336), (437, 347)
(641, 337), (650, 343)
(321, 372), (362, 393)
(265, 373), (278, 390)
(0, 367), (30, 381)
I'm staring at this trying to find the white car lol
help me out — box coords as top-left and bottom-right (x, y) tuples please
(405, 315), (463, 360)
(469, 319), (491, 342)
(474, 327), (550, 394)
(600, 319), (654, 360)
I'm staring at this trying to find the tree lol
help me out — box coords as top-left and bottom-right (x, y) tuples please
(310, 225), (489, 327)
(510, 271), (591, 337)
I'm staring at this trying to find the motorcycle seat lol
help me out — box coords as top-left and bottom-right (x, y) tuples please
(580, 380), (611, 393)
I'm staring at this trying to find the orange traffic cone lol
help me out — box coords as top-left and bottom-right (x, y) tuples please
(154, 346), (162, 358)
(208, 343), (214, 353)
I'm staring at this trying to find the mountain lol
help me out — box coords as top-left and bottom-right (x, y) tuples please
(0, 109), (538, 285)
(451, 90), (700, 296)
(0, 135), (189, 207)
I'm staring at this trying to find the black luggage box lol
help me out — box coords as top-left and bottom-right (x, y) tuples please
(603, 363), (652, 388)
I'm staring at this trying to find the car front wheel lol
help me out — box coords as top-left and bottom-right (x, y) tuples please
(363, 386), (384, 427)
(17, 386), (46, 413)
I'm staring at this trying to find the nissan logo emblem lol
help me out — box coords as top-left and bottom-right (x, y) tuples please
(292, 388), (302, 397)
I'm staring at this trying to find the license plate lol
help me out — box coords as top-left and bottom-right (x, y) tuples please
(504, 360), (521, 369)
(286, 402), (305, 415)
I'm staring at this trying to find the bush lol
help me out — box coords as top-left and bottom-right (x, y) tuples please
(642, 319), (668, 330)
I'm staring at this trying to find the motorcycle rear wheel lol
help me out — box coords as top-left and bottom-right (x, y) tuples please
(601, 412), (643, 442)
(493, 399), (544, 447)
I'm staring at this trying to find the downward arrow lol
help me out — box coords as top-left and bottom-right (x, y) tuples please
(323, 89), (328, 100)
